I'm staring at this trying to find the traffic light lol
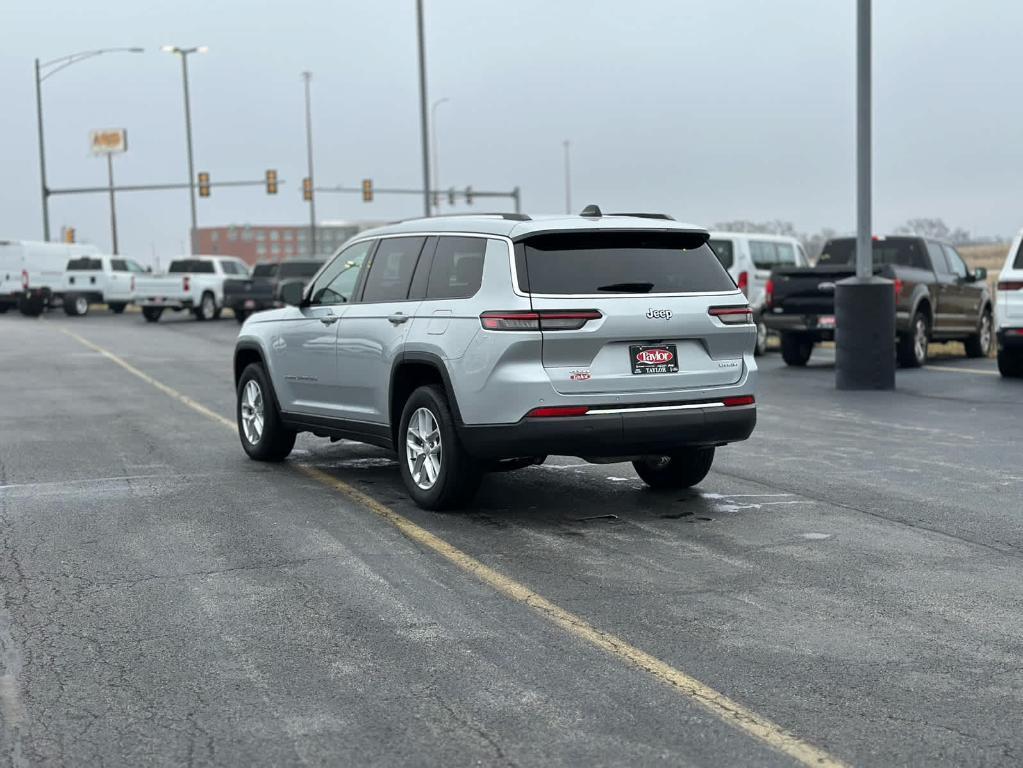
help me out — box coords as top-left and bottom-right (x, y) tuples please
(464, 185), (473, 205)
(265, 169), (278, 195)
(302, 177), (313, 202)
(448, 188), (456, 206)
(63, 227), (76, 243)
(198, 172), (211, 198)
(361, 178), (373, 202)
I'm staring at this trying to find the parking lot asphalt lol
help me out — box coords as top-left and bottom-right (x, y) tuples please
(2, 310), (1022, 767)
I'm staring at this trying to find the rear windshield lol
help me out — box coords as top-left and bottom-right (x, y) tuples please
(516, 232), (735, 295)
(168, 259), (215, 274)
(278, 261), (322, 279)
(67, 257), (102, 271)
(818, 237), (930, 270)
(252, 264), (278, 278)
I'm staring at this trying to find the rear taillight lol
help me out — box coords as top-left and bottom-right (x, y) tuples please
(708, 306), (753, 325)
(998, 281), (1023, 291)
(764, 279), (774, 308)
(526, 406), (590, 418)
(21, 270), (28, 290)
(723, 395), (755, 407)
(1007, 329), (1023, 337)
(183, 276), (191, 292)
(894, 278), (904, 299)
(737, 271), (749, 296)
(480, 310), (601, 331)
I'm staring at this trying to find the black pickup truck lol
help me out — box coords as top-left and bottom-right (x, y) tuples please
(224, 259), (323, 322)
(764, 236), (992, 367)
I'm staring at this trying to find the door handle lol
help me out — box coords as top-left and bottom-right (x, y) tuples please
(320, 314), (339, 326)
(388, 312), (410, 325)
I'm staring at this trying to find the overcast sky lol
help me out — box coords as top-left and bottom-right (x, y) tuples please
(3, 0), (1021, 263)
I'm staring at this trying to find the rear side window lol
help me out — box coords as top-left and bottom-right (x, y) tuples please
(252, 264), (278, 278)
(278, 261), (322, 279)
(168, 259), (215, 274)
(749, 240), (796, 269)
(515, 231), (734, 295)
(426, 237), (486, 299)
(67, 257), (102, 270)
(1015, 242), (1023, 269)
(361, 237), (426, 302)
(708, 239), (734, 269)
(818, 238), (929, 270)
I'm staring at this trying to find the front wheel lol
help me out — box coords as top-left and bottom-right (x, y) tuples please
(141, 306), (163, 323)
(237, 363), (296, 461)
(633, 447), (715, 490)
(897, 311), (929, 368)
(964, 310), (993, 358)
(780, 333), (813, 366)
(998, 349), (1023, 378)
(398, 385), (482, 510)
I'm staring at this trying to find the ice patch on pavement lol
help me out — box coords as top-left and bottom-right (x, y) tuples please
(801, 532), (832, 540)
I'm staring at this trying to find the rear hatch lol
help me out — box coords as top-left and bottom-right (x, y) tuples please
(514, 230), (751, 396)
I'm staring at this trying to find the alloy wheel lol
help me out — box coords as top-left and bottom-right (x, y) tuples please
(979, 314), (992, 355)
(914, 317), (928, 364)
(75, 296), (88, 315)
(240, 379), (264, 444)
(406, 407), (442, 490)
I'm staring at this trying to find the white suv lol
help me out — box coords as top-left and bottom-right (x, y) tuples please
(233, 210), (758, 510)
(996, 232), (1023, 377)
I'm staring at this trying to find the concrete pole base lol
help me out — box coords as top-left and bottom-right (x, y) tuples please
(835, 276), (896, 390)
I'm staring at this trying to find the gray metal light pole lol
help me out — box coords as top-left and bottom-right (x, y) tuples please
(430, 97), (449, 215)
(416, 0), (432, 218)
(106, 154), (119, 254)
(563, 139), (572, 214)
(33, 47), (143, 241)
(162, 45), (207, 253)
(834, 0), (895, 390)
(303, 71), (317, 257)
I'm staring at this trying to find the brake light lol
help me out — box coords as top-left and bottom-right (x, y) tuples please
(723, 395), (755, 407)
(764, 278), (774, 308)
(708, 306), (753, 325)
(183, 276), (191, 292)
(894, 277), (904, 299)
(998, 281), (1023, 291)
(1007, 329), (1023, 337)
(21, 270), (28, 290)
(480, 310), (601, 331)
(737, 271), (749, 296)
(527, 406), (590, 418)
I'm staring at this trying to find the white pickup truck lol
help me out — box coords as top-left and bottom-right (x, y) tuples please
(135, 255), (250, 322)
(0, 240), (101, 316)
(61, 254), (149, 316)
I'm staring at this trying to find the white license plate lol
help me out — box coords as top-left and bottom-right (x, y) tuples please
(244, 299), (256, 309)
(818, 315), (836, 329)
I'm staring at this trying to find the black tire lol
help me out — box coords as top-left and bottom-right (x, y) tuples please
(235, 309), (248, 324)
(633, 448), (716, 490)
(397, 385), (482, 510)
(754, 316), (769, 357)
(897, 310), (929, 368)
(237, 363), (296, 461)
(142, 306), (163, 323)
(108, 303), (126, 314)
(964, 309), (993, 358)
(64, 294), (89, 316)
(0, 304), (10, 314)
(998, 349), (1023, 378)
(194, 291), (216, 321)
(780, 332), (813, 366)
(18, 295), (44, 317)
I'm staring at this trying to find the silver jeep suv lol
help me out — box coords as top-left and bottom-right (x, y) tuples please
(234, 208), (757, 509)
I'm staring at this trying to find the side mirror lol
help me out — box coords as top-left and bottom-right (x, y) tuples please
(146, 266), (153, 273)
(279, 280), (305, 306)
(972, 267), (987, 282)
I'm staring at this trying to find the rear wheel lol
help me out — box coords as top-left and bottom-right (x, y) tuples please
(964, 309), (993, 358)
(18, 294), (44, 317)
(633, 447), (715, 490)
(194, 292), (216, 321)
(998, 348), (1023, 378)
(897, 311), (929, 367)
(398, 385), (482, 511)
(754, 316), (769, 356)
(64, 295), (89, 316)
(108, 303), (126, 314)
(237, 363), (296, 461)
(780, 332), (813, 366)
(142, 306), (163, 323)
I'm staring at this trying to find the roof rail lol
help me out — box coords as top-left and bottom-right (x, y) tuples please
(399, 212), (531, 223)
(608, 212), (676, 221)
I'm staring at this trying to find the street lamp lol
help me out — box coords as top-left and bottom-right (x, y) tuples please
(302, 71), (317, 258)
(162, 45), (208, 253)
(430, 97), (449, 215)
(34, 47), (144, 241)
(416, 0), (431, 217)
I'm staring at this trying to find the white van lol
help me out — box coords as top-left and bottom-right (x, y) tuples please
(0, 240), (101, 316)
(707, 232), (809, 355)
(61, 254), (148, 316)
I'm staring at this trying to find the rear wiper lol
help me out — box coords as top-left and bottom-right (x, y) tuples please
(597, 282), (654, 293)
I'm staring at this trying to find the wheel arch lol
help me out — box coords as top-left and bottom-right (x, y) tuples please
(389, 353), (462, 449)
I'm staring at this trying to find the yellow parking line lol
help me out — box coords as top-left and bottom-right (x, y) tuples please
(926, 365), (999, 376)
(59, 328), (847, 768)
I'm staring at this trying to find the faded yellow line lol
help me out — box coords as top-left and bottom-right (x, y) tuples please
(925, 364), (1000, 377)
(60, 327), (847, 768)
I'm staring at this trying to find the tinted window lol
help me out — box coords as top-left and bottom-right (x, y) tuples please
(309, 241), (373, 305)
(168, 259), (215, 274)
(252, 264), (278, 278)
(220, 261), (245, 275)
(1015, 242), (1023, 269)
(749, 240), (797, 269)
(926, 242), (948, 273)
(278, 261), (322, 279)
(942, 245), (968, 279)
(426, 237), (486, 299)
(361, 237), (426, 302)
(67, 257), (102, 270)
(124, 260), (146, 273)
(516, 232), (734, 294)
(111, 259), (128, 272)
(818, 238), (929, 270)
(708, 239), (734, 269)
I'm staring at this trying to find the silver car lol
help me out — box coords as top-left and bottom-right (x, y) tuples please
(233, 209), (757, 510)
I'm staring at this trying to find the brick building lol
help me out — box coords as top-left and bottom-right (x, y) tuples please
(193, 221), (382, 266)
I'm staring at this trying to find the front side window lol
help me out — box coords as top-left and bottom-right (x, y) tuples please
(111, 259), (128, 271)
(361, 237), (427, 302)
(942, 245), (969, 279)
(426, 237), (486, 299)
(252, 264), (277, 278)
(308, 240), (373, 306)
(708, 239), (734, 269)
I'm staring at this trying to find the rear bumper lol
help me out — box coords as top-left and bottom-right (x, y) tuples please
(225, 296), (277, 312)
(764, 310), (910, 339)
(137, 297), (194, 310)
(457, 404), (756, 460)
(998, 328), (1023, 351)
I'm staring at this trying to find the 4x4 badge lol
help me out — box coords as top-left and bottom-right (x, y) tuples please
(646, 309), (672, 320)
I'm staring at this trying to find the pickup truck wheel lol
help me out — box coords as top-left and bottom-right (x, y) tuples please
(142, 307), (163, 323)
(897, 311), (929, 368)
(18, 295), (44, 317)
(780, 333), (813, 366)
(195, 292), (216, 321)
(0, 304), (8, 313)
(964, 310), (993, 358)
(998, 349), (1023, 378)
(64, 295), (89, 316)
(237, 363), (296, 461)
(108, 303), (126, 314)
(754, 317), (769, 356)
(633, 447), (715, 490)
(398, 385), (482, 511)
